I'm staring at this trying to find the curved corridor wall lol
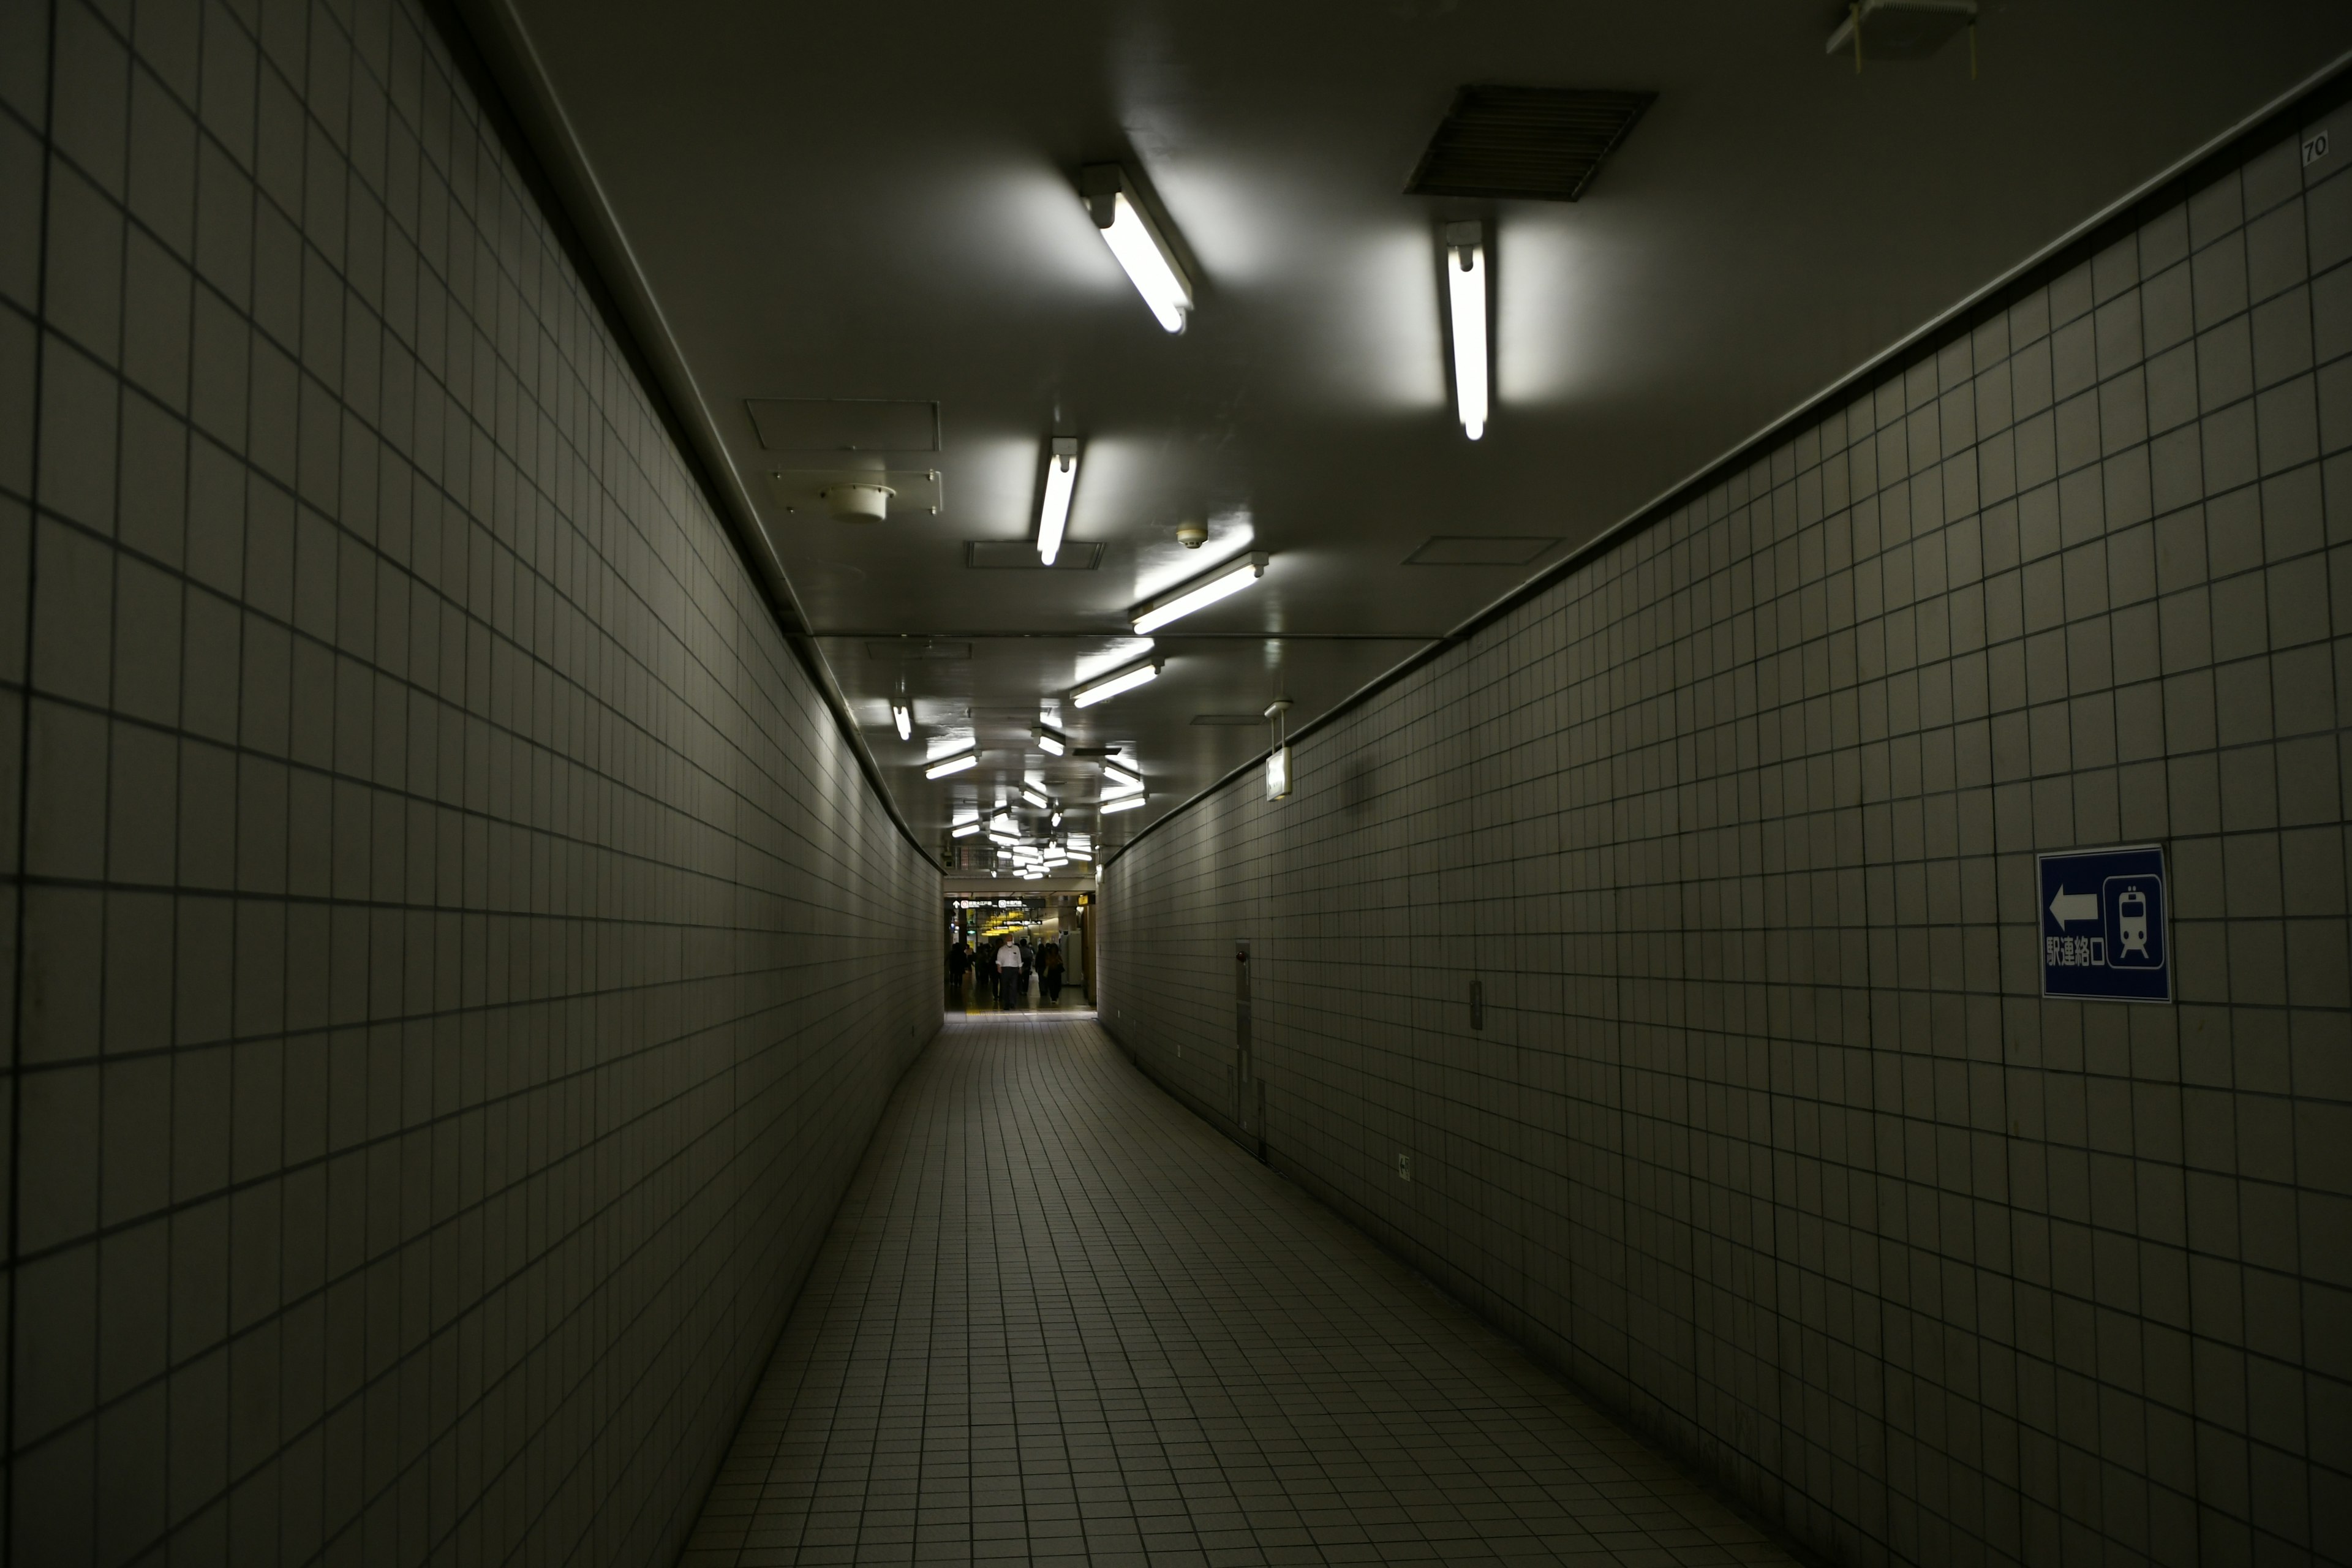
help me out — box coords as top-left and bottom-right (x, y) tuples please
(0, 0), (941, 1561)
(1102, 110), (2351, 1568)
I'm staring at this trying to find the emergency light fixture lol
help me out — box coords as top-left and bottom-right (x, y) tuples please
(1071, 656), (1161, 709)
(1131, 553), (1270, 636)
(1081, 165), (1193, 332)
(1265, 697), (1293, 802)
(1444, 221), (1489, 440)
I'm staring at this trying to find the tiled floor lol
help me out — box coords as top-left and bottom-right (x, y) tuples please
(680, 1012), (1796, 1567)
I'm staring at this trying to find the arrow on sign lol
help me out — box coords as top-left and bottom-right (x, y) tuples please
(2049, 886), (2099, 927)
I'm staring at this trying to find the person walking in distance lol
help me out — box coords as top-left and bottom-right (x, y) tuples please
(1040, 940), (1065, 1004)
(946, 938), (969, 1006)
(995, 937), (1023, 1008)
(1017, 937), (1034, 1008)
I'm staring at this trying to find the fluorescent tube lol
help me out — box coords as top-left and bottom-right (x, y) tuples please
(1020, 786), (1050, 810)
(1082, 168), (1194, 332)
(1038, 439), (1078, 565)
(891, 702), (912, 741)
(1101, 794), (1146, 814)
(1101, 763), (1142, 791)
(924, 742), (977, 779)
(951, 821), (981, 837)
(1446, 224), (1488, 441)
(1035, 725), (1068, 756)
(1131, 553), (1268, 636)
(1071, 658), (1160, 709)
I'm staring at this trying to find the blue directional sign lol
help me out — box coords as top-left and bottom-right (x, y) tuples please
(2038, 844), (2169, 1002)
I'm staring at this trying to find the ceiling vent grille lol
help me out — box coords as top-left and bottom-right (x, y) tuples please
(1405, 86), (1655, 202)
(965, 540), (1104, 570)
(1405, 535), (1560, 566)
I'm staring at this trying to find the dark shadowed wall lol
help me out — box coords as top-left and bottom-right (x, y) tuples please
(0, 0), (940, 1560)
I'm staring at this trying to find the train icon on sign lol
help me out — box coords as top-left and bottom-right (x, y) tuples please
(2116, 888), (2150, 957)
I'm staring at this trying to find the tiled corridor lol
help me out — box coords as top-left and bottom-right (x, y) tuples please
(680, 1014), (1795, 1567)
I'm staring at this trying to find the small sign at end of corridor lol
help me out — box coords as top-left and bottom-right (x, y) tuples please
(2038, 844), (2169, 1003)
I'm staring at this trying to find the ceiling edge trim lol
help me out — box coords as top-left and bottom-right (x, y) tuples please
(421, 0), (939, 871)
(1106, 48), (2352, 873)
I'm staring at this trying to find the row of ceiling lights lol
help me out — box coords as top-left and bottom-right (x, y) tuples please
(903, 165), (1491, 842)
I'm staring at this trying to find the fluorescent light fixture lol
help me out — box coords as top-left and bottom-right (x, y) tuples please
(1266, 744), (1291, 801)
(1080, 165), (1193, 333)
(924, 748), (978, 779)
(1101, 794), (1147, 814)
(989, 829), (1019, 845)
(1035, 724), (1068, 756)
(1071, 657), (1161, 709)
(951, 821), (981, 837)
(1101, 762), (1142, 791)
(1036, 438), (1078, 565)
(990, 813), (1016, 834)
(891, 702), (912, 741)
(1020, 786), (1050, 810)
(1445, 221), (1489, 441)
(1050, 809), (1063, 827)
(1131, 552), (1270, 636)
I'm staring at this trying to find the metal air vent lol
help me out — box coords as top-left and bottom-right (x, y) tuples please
(865, 639), (971, 661)
(1405, 86), (1656, 202)
(1405, 535), (1560, 565)
(965, 541), (1104, 570)
(748, 398), (938, 453)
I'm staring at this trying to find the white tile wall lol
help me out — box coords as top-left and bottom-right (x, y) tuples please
(0, 0), (942, 1561)
(1104, 104), (2352, 1568)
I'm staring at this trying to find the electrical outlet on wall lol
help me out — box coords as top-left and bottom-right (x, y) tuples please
(1396, 1152), (1413, 1182)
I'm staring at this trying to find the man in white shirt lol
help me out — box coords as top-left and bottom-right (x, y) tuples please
(995, 938), (1025, 1008)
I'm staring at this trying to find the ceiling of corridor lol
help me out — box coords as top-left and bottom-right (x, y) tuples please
(458, 0), (2351, 867)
